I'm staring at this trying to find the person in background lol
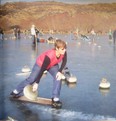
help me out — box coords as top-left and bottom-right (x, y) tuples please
(91, 29), (96, 43)
(0, 28), (4, 40)
(10, 39), (67, 108)
(35, 28), (40, 42)
(75, 28), (79, 40)
(17, 28), (21, 39)
(31, 25), (36, 44)
(113, 29), (116, 45)
(108, 29), (113, 40)
(13, 28), (17, 39)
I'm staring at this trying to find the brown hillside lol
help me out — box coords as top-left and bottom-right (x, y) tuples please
(0, 1), (116, 34)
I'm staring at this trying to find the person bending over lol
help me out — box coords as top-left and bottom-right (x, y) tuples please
(10, 39), (67, 108)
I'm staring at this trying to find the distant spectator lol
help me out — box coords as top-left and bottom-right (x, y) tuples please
(17, 28), (21, 39)
(91, 29), (96, 42)
(75, 28), (79, 39)
(31, 25), (36, 44)
(113, 29), (116, 45)
(108, 29), (113, 40)
(0, 28), (4, 40)
(35, 28), (40, 42)
(13, 28), (17, 39)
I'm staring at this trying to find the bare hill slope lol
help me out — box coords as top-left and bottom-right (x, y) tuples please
(0, 1), (116, 34)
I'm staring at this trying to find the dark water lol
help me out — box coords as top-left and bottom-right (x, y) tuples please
(0, 33), (116, 121)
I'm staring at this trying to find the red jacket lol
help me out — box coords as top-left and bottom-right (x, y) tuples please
(36, 49), (64, 69)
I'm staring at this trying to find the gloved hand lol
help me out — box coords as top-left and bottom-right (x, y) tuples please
(32, 83), (38, 92)
(56, 72), (62, 80)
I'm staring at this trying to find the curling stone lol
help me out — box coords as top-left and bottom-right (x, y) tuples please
(99, 88), (110, 96)
(23, 85), (38, 101)
(22, 66), (31, 73)
(99, 78), (110, 89)
(67, 76), (77, 83)
(67, 83), (76, 88)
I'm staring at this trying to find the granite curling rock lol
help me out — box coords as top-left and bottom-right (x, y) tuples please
(67, 76), (77, 83)
(23, 85), (38, 101)
(22, 66), (31, 73)
(99, 78), (110, 89)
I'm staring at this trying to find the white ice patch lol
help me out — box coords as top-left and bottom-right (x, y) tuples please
(16, 72), (31, 76)
(27, 104), (116, 121)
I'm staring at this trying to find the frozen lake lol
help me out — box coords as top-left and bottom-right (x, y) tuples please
(0, 33), (116, 121)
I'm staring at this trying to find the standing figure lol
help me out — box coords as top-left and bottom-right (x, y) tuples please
(0, 28), (4, 40)
(108, 29), (113, 40)
(13, 28), (17, 39)
(10, 39), (67, 108)
(35, 28), (40, 42)
(91, 29), (96, 43)
(113, 29), (116, 45)
(17, 28), (21, 39)
(31, 25), (36, 44)
(75, 28), (79, 39)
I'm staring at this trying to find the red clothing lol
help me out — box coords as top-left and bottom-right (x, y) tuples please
(36, 49), (64, 69)
(34, 49), (67, 83)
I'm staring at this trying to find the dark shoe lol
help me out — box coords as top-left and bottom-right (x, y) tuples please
(10, 92), (21, 98)
(52, 98), (62, 109)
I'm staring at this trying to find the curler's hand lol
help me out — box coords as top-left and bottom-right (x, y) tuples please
(32, 83), (38, 92)
(56, 72), (62, 80)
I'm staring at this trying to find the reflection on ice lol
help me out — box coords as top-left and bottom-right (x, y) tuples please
(99, 88), (110, 96)
(29, 104), (116, 121)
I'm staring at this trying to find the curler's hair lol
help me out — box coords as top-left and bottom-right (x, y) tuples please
(54, 39), (67, 49)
